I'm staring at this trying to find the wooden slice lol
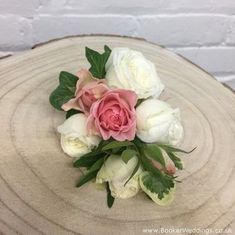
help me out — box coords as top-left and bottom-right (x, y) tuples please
(0, 35), (234, 235)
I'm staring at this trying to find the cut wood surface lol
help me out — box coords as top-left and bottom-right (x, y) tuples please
(0, 35), (234, 235)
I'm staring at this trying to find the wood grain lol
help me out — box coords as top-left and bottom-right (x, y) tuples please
(0, 35), (234, 235)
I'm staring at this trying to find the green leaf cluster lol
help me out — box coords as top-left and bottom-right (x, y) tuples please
(134, 138), (195, 200)
(73, 139), (139, 208)
(72, 136), (195, 207)
(73, 137), (195, 207)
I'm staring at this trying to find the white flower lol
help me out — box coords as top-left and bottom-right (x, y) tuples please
(57, 114), (101, 158)
(105, 47), (164, 99)
(96, 155), (142, 199)
(136, 99), (183, 145)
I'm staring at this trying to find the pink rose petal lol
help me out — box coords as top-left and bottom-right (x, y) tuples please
(87, 89), (137, 141)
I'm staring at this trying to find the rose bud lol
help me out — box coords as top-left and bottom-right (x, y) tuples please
(62, 69), (109, 114)
(57, 114), (101, 158)
(96, 155), (142, 199)
(136, 99), (184, 145)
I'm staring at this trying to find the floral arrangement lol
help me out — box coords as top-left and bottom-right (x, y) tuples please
(49, 46), (194, 208)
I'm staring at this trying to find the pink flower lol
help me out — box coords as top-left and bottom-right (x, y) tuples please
(151, 150), (176, 175)
(87, 89), (137, 141)
(62, 69), (109, 114)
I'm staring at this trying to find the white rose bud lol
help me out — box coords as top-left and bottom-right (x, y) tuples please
(136, 99), (183, 145)
(105, 47), (164, 99)
(96, 155), (142, 199)
(57, 114), (101, 158)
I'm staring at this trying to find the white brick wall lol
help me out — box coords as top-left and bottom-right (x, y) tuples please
(0, 0), (235, 88)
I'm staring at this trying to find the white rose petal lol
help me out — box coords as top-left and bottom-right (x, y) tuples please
(57, 114), (101, 158)
(105, 47), (164, 99)
(96, 155), (142, 199)
(136, 99), (184, 145)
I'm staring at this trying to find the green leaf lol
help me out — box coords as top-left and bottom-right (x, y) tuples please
(85, 45), (111, 79)
(136, 142), (175, 200)
(104, 45), (111, 53)
(49, 87), (74, 111)
(102, 141), (134, 151)
(121, 149), (136, 164)
(124, 160), (140, 186)
(66, 109), (81, 119)
(133, 137), (144, 149)
(140, 172), (175, 205)
(111, 147), (126, 155)
(59, 71), (78, 88)
(49, 71), (78, 111)
(76, 157), (104, 187)
(106, 183), (115, 208)
(88, 158), (104, 172)
(97, 140), (111, 149)
(144, 145), (165, 167)
(140, 171), (175, 200)
(140, 153), (162, 177)
(73, 151), (105, 168)
(135, 99), (144, 107)
(76, 170), (98, 187)
(157, 144), (196, 154)
(167, 152), (183, 170)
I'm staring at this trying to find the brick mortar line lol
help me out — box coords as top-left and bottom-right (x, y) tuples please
(0, 13), (235, 17)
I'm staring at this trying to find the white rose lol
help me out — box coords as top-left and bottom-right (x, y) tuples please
(105, 47), (164, 99)
(96, 155), (142, 199)
(136, 99), (183, 145)
(57, 114), (101, 158)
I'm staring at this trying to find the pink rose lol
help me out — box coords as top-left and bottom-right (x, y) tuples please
(62, 69), (109, 114)
(87, 89), (137, 141)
